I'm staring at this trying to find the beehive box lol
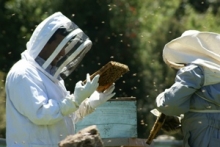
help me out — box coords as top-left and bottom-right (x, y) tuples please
(75, 98), (182, 147)
(75, 97), (137, 138)
(0, 138), (6, 147)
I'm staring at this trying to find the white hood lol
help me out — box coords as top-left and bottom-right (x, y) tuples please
(22, 12), (92, 82)
(163, 30), (220, 86)
(26, 12), (71, 59)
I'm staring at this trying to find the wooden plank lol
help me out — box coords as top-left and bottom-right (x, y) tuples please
(153, 139), (183, 147)
(102, 138), (183, 147)
(102, 138), (151, 147)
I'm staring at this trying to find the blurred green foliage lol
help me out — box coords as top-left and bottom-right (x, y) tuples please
(1, 0), (220, 139)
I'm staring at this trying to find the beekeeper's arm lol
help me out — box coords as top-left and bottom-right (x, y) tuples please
(8, 72), (99, 125)
(156, 64), (204, 115)
(73, 84), (115, 123)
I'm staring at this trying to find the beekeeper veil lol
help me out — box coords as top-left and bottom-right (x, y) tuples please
(24, 12), (92, 81)
(42, 22), (92, 79)
(163, 30), (220, 86)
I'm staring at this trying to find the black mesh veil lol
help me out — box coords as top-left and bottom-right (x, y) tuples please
(56, 33), (92, 79)
(41, 22), (92, 80)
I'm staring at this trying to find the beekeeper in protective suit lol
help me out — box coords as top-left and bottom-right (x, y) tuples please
(5, 12), (115, 147)
(153, 30), (220, 147)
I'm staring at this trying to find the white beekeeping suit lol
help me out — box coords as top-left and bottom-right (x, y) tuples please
(5, 12), (115, 147)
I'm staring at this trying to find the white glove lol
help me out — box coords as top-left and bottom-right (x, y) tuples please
(88, 84), (115, 108)
(72, 73), (100, 106)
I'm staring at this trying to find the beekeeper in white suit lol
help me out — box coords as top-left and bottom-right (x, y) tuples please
(5, 12), (115, 147)
(154, 30), (220, 147)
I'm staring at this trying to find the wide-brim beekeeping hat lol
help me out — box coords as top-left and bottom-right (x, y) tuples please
(163, 30), (220, 86)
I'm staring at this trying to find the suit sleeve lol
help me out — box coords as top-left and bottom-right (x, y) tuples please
(72, 98), (95, 123)
(7, 72), (78, 125)
(156, 64), (204, 115)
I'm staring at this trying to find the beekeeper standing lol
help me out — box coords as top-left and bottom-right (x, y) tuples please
(5, 12), (115, 147)
(155, 30), (220, 147)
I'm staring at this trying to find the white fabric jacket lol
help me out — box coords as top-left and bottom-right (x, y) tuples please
(5, 12), (94, 147)
(156, 64), (220, 147)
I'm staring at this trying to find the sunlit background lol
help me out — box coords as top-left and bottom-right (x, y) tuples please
(1, 0), (220, 140)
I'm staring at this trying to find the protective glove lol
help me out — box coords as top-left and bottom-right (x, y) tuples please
(72, 73), (100, 106)
(161, 115), (182, 134)
(88, 84), (115, 108)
